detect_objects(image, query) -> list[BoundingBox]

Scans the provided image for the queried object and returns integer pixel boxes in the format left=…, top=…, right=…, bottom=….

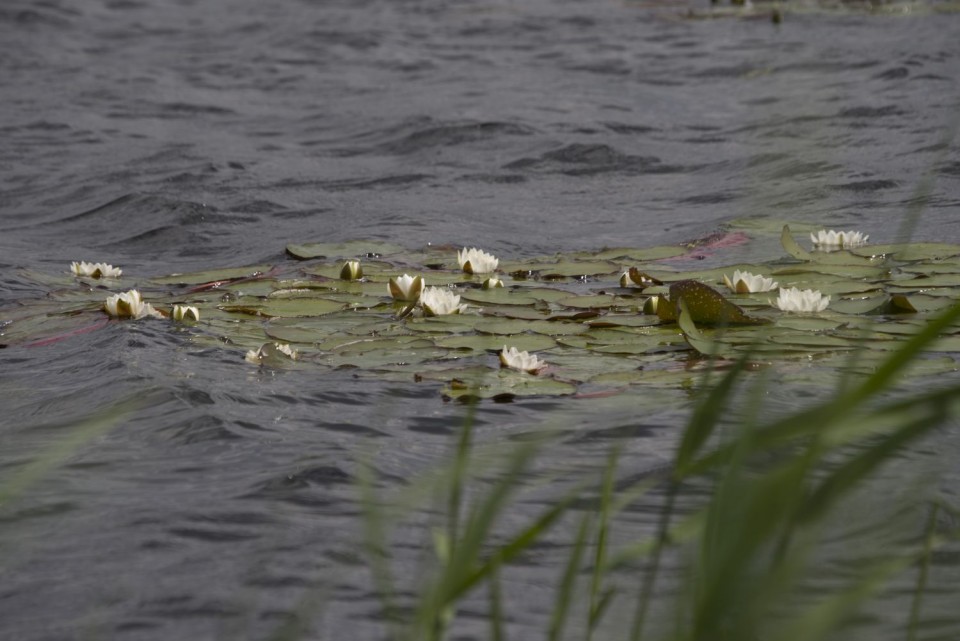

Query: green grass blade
left=548, top=511, right=591, bottom=641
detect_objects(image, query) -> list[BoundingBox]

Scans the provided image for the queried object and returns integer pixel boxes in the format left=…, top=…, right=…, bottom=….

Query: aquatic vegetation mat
left=3, top=224, right=959, bottom=400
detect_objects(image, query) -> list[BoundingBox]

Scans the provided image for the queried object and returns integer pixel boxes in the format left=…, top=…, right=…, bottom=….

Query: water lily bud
left=642, top=296, right=659, bottom=315
left=619, top=272, right=631, bottom=288
left=172, top=305, right=200, bottom=322
left=340, top=260, right=363, bottom=280
left=481, top=277, right=504, bottom=290
left=388, top=274, right=424, bottom=301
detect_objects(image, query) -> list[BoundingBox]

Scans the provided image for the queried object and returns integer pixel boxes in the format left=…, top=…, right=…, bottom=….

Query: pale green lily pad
left=772, top=264, right=890, bottom=280
left=890, top=273, right=960, bottom=288
left=587, top=315, right=662, bottom=328
left=460, top=288, right=538, bottom=306
left=286, top=240, right=406, bottom=260
left=441, top=371, right=577, bottom=400
left=889, top=294, right=956, bottom=314
left=557, top=294, right=621, bottom=309
left=774, top=316, right=846, bottom=332
left=851, top=243, right=960, bottom=262
left=303, top=261, right=400, bottom=281
left=435, top=334, right=556, bottom=353
left=406, top=315, right=486, bottom=333
left=150, top=264, right=274, bottom=286
left=520, top=260, right=620, bottom=279
left=256, top=298, right=345, bottom=318
left=588, top=246, right=688, bottom=262
left=326, top=344, right=451, bottom=369
left=827, top=296, right=892, bottom=315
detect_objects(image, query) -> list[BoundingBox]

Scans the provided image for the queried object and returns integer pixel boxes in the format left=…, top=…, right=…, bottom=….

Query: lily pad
left=441, top=371, right=577, bottom=400
left=851, top=243, right=960, bottom=262
left=435, top=333, right=556, bottom=353
left=258, top=298, right=345, bottom=318
left=150, top=265, right=274, bottom=286
left=286, top=240, right=406, bottom=260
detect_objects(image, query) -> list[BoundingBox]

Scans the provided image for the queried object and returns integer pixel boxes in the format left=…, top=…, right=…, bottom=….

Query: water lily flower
left=340, top=260, right=363, bottom=280
left=457, top=247, right=498, bottom=275
left=499, top=345, right=546, bottom=374
left=171, top=305, right=200, bottom=322
left=388, top=274, right=424, bottom=301
left=723, top=270, right=778, bottom=294
left=481, top=277, right=504, bottom=290
left=71, top=261, right=122, bottom=279
left=420, top=286, right=467, bottom=316
left=245, top=342, right=298, bottom=364
left=773, top=287, right=830, bottom=313
left=103, top=289, right=161, bottom=319
left=810, top=229, right=869, bottom=251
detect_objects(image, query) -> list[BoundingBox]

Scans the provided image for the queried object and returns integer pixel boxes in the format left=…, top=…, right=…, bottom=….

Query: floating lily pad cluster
left=2, top=224, right=960, bottom=400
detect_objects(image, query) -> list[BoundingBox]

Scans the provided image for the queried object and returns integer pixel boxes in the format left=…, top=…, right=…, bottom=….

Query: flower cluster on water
left=774, top=287, right=830, bottom=313
left=103, top=290, right=162, bottom=319
left=71, top=261, right=122, bottom=279
left=499, top=345, right=546, bottom=374
left=420, top=286, right=467, bottom=316
left=458, top=247, right=498, bottom=275
left=811, top=229, right=869, bottom=251
left=723, top=270, right=778, bottom=294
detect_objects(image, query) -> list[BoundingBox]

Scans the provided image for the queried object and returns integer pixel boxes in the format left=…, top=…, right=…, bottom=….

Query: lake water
left=2, top=1, right=960, bottom=639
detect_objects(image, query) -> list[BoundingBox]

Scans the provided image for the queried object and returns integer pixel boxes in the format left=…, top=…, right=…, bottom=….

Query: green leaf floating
left=661, top=280, right=767, bottom=326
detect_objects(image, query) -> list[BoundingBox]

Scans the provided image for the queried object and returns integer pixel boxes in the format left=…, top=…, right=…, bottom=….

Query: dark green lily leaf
left=890, top=294, right=956, bottom=314
left=668, top=280, right=767, bottom=325
left=589, top=246, right=688, bottom=262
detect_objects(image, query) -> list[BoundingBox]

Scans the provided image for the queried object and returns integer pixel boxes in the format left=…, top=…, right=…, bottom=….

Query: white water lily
left=103, top=289, right=161, bottom=319
left=499, top=345, right=546, bottom=374
left=457, top=247, right=498, bottom=275
left=71, top=261, right=122, bottom=279
left=420, top=286, right=467, bottom=316
left=723, top=270, right=778, bottom=294
left=245, top=342, right=298, bottom=364
left=773, top=287, right=830, bottom=313
left=340, top=260, right=363, bottom=280
left=388, top=274, right=424, bottom=301
left=481, top=277, right=504, bottom=290
left=171, top=304, right=200, bottom=322
left=810, top=229, right=869, bottom=251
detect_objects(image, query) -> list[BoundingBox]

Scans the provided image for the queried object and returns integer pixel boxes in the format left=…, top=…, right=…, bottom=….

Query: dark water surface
left=2, top=1, right=960, bottom=639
